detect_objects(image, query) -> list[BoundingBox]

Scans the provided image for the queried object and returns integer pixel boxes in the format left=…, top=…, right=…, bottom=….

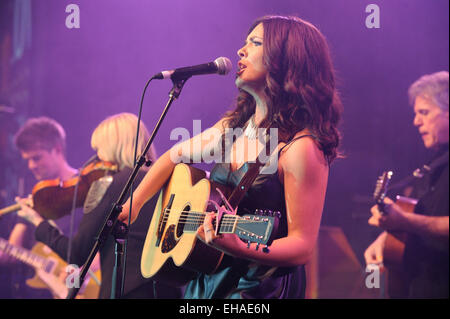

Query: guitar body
left=2, top=241, right=101, bottom=299
left=383, top=195, right=417, bottom=298
left=25, top=243, right=67, bottom=290
left=141, top=164, right=232, bottom=287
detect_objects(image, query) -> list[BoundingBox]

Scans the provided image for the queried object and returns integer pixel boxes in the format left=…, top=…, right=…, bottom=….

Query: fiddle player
left=364, top=71, right=449, bottom=298
left=0, top=116, right=83, bottom=298
left=17, top=113, right=182, bottom=298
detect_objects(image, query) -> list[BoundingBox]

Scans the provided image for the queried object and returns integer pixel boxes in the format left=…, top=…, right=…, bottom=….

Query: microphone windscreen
left=215, top=57, right=232, bottom=75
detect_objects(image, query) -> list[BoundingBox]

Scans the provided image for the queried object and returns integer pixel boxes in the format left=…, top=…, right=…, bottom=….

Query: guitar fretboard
left=180, top=211, right=239, bottom=234
left=0, top=238, right=51, bottom=271
left=162, top=209, right=257, bottom=234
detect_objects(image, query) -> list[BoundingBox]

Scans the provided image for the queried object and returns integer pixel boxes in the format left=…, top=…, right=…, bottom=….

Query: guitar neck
left=181, top=211, right=239, bottom=234
left=0, top=238, right=47, bottom=269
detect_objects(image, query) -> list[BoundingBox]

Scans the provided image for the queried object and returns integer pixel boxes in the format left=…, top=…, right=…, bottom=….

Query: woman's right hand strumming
left=118, top=149, right=178, bottom=225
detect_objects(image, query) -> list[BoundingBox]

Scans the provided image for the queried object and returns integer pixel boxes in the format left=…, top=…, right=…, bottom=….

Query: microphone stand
left=110, top=222, right=128, bottom=299
left=66, top=77, right=190, bottom=299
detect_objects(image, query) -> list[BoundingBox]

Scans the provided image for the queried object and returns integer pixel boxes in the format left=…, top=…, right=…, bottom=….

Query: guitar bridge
left=156, top=194, right=175, bottom=247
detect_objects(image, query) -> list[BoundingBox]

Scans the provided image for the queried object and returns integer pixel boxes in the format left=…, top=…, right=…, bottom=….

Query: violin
left=0, top=160, right=118, bottom=220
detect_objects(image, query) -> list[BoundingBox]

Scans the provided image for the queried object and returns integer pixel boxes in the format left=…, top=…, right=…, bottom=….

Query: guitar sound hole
left=176, top=204, right=191, bottom=238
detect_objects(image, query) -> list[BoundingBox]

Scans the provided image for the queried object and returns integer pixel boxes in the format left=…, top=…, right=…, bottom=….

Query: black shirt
left=403, top=147, right=449, bottom=298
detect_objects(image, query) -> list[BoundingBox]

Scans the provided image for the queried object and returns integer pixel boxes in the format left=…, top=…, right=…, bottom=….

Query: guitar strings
left=160, top=210, right=268, bottom=224
left=161, top=214, right=269, bottom=225
left=159, top=209, right=270, bottom=228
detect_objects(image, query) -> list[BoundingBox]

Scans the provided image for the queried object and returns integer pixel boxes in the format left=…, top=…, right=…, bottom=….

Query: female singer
left=119, top=15, right=342, bottom=299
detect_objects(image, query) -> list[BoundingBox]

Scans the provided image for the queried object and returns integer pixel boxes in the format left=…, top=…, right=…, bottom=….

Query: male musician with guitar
left=0, top=116, right=84, bottom=298
left=365, top=71, right=449, bottom=298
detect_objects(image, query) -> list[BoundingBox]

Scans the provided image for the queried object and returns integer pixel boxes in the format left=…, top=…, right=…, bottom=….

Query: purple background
left=1, top=0, right=449, bottom=270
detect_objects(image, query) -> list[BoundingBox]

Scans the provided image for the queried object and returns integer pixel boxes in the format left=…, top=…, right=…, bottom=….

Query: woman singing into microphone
left=119, top=15, right=343, bottom=299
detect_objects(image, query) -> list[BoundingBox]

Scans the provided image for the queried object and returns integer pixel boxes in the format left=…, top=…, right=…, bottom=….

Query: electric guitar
left=140, top=163, right=280, bottom=287
left=0, top=238, right=101, bottom=299
left=373, top=171, right=417, bottom=297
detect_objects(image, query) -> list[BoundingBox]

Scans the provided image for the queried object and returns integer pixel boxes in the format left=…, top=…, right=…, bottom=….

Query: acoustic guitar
left=0, top=238, right=101, bottom=299
left=140, top=163, right=280, bottom=287
left=373, top=171, right=417, bottom=297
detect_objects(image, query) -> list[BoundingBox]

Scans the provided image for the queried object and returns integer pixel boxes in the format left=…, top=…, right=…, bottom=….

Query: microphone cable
left=120, top=74, right=157, bottom=297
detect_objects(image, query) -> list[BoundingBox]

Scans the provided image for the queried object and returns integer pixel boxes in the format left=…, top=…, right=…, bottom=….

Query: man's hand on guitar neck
left=369, top=197, right=409, bottom=231
left=369, top=197, right=449, bottom=242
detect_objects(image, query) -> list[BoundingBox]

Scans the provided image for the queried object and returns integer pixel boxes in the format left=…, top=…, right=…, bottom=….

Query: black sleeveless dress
left=183, top=135, right=315, bottom=299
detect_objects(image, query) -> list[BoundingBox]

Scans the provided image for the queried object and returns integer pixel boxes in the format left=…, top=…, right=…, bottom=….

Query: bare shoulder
left=278, top=132, right=328, bottom=178
left=211, top=117, right=229, bottom=132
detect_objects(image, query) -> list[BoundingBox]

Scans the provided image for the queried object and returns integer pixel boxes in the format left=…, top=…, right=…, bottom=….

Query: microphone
left=153, top=57, right=232, bottom=81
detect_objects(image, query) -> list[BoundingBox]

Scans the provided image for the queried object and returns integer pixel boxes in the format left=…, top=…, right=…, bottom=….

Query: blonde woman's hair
left=91, top=113, right=156, bottom=170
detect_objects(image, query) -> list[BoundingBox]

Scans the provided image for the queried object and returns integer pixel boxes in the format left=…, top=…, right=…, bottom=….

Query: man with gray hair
left=365, top=71, right=449, bottom=298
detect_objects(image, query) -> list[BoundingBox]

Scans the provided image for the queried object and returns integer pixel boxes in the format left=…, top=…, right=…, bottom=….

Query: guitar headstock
left=237, top=209, right=280, bottom=253
left=373, top=171, right=393, bottom=209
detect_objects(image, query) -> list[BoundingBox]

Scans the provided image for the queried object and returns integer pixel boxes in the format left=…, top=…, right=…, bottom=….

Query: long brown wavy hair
left=223, top=15, right=343, bottom=164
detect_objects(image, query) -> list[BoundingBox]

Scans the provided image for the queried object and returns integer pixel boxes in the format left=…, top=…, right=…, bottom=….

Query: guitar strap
left=226, top=138, right=273, bottom=209
left=226, top=159, right=265, bottom=209
left=387, top=150, right=449, bottom=193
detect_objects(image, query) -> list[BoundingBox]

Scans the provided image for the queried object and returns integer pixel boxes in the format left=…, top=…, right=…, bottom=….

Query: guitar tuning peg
left=255, top=242, right=260, bottom=251
left=247, top=240, right=251, bottom=249
left=263, top=245, right=270, bottom=253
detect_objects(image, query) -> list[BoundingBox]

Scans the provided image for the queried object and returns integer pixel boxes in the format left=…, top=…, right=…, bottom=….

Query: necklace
left=244, top=116, right=258, bottom=140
